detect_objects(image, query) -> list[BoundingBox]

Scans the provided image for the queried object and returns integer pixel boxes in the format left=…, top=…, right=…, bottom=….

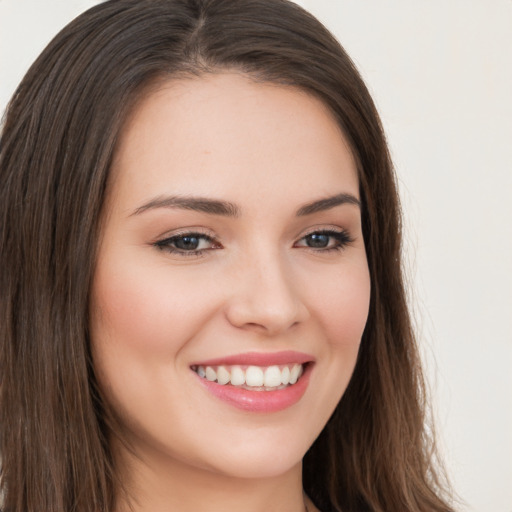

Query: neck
left=114, top=442, right=307, bottom=512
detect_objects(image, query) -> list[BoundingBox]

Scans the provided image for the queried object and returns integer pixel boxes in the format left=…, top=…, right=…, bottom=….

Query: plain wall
left=1, top=1, right=511, bottom=511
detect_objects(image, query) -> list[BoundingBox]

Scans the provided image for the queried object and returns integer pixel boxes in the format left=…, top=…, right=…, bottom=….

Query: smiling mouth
left=191, top=363, right=305, bottom=391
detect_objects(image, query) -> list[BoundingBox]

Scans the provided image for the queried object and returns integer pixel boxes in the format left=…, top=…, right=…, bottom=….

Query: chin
left=207, top=429, right=312, bottom=479
left=207, top=448, right=305, bottom=480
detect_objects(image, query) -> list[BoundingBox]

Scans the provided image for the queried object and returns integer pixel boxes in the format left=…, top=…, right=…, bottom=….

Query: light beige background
left=1, top=1, right=511, bottom=511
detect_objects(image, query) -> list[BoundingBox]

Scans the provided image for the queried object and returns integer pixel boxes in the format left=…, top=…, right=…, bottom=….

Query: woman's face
left=90, top=73, right=370, bottom=480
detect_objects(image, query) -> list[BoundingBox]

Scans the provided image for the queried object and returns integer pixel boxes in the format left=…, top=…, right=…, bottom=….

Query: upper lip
left=190, top=350, right=314, bottom=367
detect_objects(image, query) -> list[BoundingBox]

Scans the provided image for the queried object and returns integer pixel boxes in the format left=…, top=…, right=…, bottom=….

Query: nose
left=224, top=248, right=309, bottom=336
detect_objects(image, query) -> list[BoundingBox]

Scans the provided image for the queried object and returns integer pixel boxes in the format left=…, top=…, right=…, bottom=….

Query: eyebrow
left=131, top=192, right=360, bottom=218
left=295, top=193, right=361, bottom=216
left=131, top=195, right=241, bottom=217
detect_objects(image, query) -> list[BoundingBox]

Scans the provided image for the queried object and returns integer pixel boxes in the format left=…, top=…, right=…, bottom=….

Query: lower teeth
left=236, top=383, right=289, bottom=391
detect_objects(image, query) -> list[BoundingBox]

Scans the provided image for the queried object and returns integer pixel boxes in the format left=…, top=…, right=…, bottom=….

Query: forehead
left=110, top=72, right=359, bottom=214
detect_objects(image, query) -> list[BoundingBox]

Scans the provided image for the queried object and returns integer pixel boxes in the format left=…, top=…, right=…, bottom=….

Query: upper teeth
left=193, top=364, right=304, bottom=389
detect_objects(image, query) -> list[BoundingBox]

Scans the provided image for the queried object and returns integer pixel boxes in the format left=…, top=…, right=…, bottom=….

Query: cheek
left=89, top=252, right=219, bottom=362
left=295, top=261, right=370, bottom=432
left=312, top=263, right=371, bottom=351
left=88, top=253, right=220, bottom=439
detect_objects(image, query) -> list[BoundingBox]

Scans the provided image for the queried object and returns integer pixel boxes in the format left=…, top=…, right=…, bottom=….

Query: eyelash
left=154, top=229, right=353, bottom=257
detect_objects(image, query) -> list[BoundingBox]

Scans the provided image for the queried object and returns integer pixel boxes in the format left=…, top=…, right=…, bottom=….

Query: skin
left=90, top=72, right=371, bottom=512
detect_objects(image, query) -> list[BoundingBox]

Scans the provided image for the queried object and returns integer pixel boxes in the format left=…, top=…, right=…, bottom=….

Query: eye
left=154, top=232, right=220, bottom=256
left=294, top=229, right=353, bottom=252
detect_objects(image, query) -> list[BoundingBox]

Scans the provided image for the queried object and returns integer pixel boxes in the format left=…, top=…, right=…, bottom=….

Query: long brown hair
left=0, top=1, right=453, bottom=511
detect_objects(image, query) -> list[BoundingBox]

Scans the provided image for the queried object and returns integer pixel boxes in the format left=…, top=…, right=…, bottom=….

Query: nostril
left=225, top=297, right=307, bottom=334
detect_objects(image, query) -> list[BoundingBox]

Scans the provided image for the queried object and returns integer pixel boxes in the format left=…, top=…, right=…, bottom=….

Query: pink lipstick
left=191, top=351, right=314, bottom=413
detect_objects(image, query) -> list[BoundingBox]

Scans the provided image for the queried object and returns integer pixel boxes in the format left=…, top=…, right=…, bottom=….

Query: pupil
left=307, top=233, right=329, bottom=248
left=175, top=236, right=199, bottom=250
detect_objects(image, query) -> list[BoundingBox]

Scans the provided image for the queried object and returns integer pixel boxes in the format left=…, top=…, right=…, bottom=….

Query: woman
left=0, top=1, right=454, bottom=511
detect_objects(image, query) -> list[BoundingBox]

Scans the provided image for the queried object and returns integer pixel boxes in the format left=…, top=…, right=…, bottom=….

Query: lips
left=191, top=350, right=313, bottom=367
left=190, top=351, right=314, bottom=412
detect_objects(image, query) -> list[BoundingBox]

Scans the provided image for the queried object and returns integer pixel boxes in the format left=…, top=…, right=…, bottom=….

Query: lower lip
left=195, top=364, right=313, bottom=413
